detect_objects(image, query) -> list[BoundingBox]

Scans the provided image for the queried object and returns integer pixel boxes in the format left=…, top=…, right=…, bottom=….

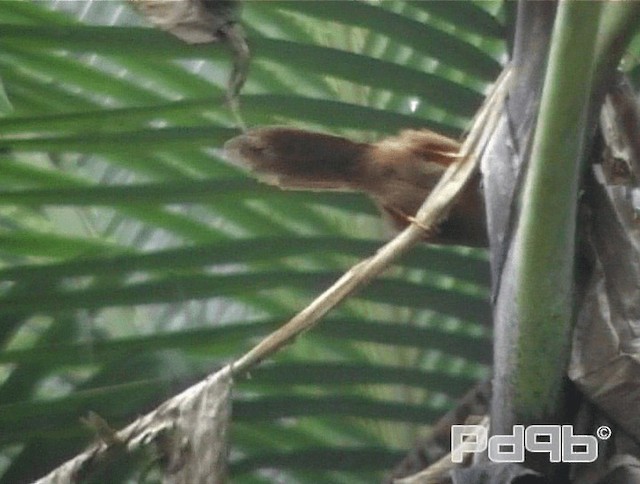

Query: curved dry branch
left=231, top=67, right=511, bottom=377
left=34, top=68, right=511, bottom=484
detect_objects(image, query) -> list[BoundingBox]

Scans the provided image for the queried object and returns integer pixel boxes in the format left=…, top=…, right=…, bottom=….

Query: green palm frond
left=0, top=1, right=504, bottom=482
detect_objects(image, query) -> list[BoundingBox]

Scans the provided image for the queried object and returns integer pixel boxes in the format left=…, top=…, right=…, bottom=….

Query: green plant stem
left=594, top=2, right=640, bottom=89
left=514, top=1, right=603, bottom=419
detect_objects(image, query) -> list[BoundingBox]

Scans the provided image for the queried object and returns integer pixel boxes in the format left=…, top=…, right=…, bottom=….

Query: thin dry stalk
left=231, top=68, right=512, bottom=377
left=34, top=68, right=512, bottom=484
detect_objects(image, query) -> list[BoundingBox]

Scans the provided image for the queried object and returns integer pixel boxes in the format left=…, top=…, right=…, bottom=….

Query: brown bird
left=223, top=126, right=487, bottom=247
